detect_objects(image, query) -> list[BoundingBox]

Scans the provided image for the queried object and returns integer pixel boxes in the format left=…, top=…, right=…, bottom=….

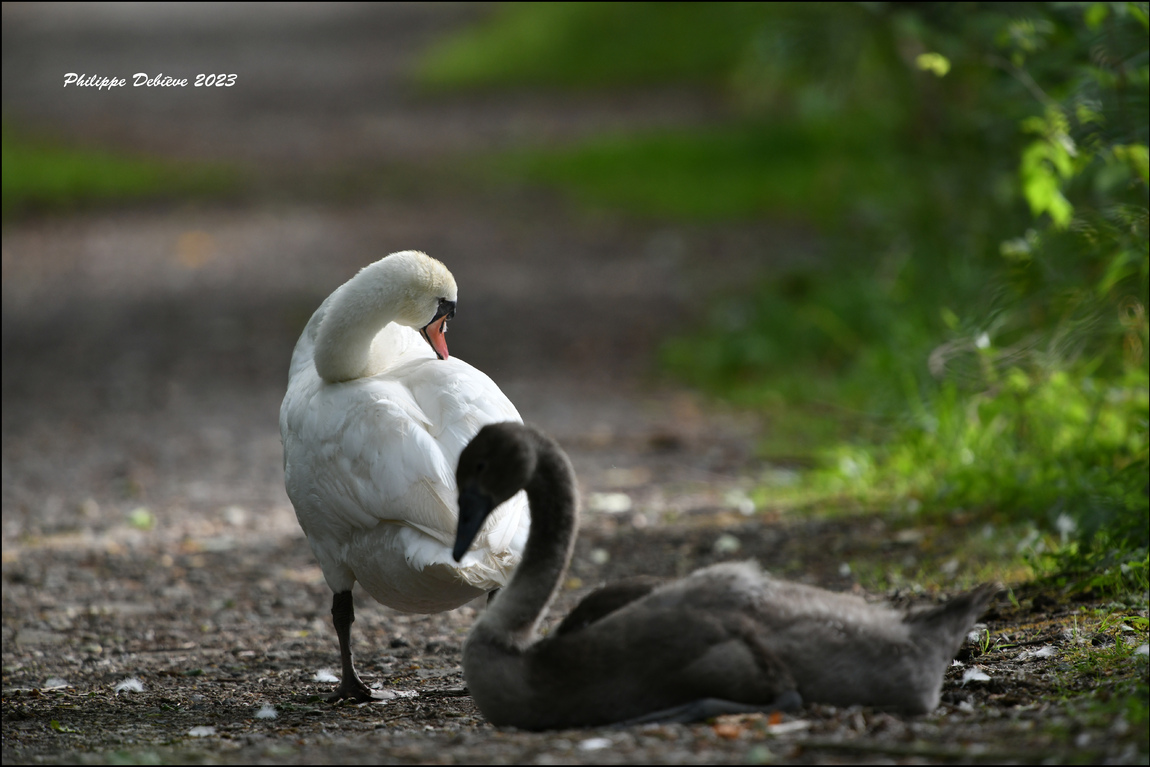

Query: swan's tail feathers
left=908, top=582, right=1000, bottom=652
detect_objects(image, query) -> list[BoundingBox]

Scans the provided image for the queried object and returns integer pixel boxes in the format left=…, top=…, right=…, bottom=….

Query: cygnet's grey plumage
left=453, top=422, right=997, bottom=730
left=553, top=575, right=664, bottom=636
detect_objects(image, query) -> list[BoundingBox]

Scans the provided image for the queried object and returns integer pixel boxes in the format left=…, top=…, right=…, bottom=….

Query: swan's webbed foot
left=614, top=690, right=803, bottom=727
left=327, top=673, right=387, bottom=703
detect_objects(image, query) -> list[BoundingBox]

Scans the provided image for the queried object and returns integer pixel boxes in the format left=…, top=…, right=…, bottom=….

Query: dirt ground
left=2, top=4, right=1147, bottom=764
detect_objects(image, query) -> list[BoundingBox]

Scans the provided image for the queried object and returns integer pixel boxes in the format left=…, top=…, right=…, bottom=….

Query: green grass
left=499, top=122, right=904, bottom=225
left=2, top=124, right=236, bottom=217
left=839, top=520, right=1041, bottom=594
left=1046, top=607, right=1150, bottom=744
left=418, top=2, right=776, bottom=90
left=816, top=368, right=1148, bottom=520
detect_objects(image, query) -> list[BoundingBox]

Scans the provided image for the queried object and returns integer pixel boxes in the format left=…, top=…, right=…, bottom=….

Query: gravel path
left=3, top=4, right=1145, bottom=764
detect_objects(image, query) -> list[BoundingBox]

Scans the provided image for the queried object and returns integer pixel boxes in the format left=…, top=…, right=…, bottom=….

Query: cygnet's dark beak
left=454, top=486, right=494, bottom=562
left=420, top=298, right=456, bottom=360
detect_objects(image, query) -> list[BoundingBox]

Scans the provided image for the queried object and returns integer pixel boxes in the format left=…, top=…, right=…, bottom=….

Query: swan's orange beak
left=421, top=315, right=450, bottom=361
left=421, top=298, right=456, bottom=360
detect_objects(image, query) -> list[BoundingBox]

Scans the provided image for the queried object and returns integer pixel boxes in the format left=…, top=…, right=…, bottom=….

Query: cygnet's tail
left=907, top=582, right=1000, bottom=656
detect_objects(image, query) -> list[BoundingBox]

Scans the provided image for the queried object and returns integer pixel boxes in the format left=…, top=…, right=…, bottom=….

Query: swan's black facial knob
left=436, top=297, right=457, bottom=322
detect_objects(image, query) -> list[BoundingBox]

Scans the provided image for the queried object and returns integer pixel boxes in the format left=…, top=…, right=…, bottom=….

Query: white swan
left=453, top=422, right=999, bottom=729
left=280, top=250, right=529, bottom=702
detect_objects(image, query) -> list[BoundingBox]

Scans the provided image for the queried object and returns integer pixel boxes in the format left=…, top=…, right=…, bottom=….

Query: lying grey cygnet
left=453, top=422, right=998, bottom=730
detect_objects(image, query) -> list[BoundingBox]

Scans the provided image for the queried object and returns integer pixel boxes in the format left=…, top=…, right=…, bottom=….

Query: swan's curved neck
left=313, top=260, right=409, bottom=383
left=481, top=431, right=579, bottom=647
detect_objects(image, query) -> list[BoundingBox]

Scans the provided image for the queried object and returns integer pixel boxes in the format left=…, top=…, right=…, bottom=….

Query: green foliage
left=422, top=2, right=1150, bottom=592
left=500, top=122, right=902, bottom=224
left=798, top=3, right=1148, bottom=577
left=669, top=2, right=1148, bottom=577
left=1, top=124, right=235, bottom=217
left=817, top=369, right=1148, bottom=542
left=1046, top=545, right=1150, bottom=601
left=418, top=2, right=776, bottom=90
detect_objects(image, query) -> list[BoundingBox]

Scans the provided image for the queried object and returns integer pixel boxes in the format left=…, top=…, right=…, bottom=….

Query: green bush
left=422, top=2, right=1150, bottom=586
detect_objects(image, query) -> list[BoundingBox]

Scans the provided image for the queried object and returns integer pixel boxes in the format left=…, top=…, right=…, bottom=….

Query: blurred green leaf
left=127, top=508, right=155, bottom=531
left=915, top=52, right=951, bottom=77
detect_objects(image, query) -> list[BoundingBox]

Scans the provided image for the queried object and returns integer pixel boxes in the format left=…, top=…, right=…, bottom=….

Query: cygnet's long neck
left=313, top=260, right=410, bottom=383
left=481, top=431, right=579, bottom=647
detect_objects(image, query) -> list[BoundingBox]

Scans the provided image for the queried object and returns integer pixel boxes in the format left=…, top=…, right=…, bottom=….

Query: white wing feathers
left=281, top=323, right=528, bottom=604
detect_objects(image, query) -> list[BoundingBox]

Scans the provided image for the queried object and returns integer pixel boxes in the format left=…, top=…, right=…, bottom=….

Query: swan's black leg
left=614, top=690, right=802, bottom=727
left=327, top=590, right=383, bottom=703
